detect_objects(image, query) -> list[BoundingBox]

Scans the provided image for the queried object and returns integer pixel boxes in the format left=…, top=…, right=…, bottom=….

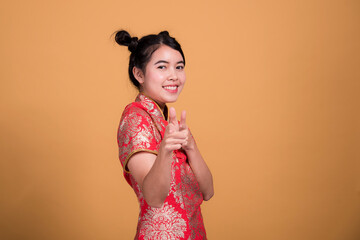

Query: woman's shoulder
left=122, top=101, right=148, bottom=117
left=119, top=101, right=153, bottom=129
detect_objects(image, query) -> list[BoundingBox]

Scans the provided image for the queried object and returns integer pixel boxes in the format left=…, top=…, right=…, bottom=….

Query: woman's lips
left=163, top=85, right=178, bottom=93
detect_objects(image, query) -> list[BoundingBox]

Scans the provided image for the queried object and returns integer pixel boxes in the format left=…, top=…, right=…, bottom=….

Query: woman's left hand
left=176, top=109, right=214, bottom=201
left=178, top=110, right=195, bottom=152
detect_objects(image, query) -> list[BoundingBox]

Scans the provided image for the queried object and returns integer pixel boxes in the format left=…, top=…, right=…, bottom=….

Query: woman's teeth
left=163, top=86, right=177, bottom=90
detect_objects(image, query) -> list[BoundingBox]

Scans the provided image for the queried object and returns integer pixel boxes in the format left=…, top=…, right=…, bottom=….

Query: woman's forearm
left=185, top=144, right=214, bottom=201
left=142, top=150, right=173, bottom=208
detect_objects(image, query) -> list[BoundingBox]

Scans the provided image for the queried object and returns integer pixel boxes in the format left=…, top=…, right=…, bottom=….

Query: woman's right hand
left=127, top=107, right=188, bottom=208
left=160, top=107, right=188, bottom=153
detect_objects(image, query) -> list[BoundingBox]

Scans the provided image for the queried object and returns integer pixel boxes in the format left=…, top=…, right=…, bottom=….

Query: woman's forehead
left=150, top=45, right=184, bottom=63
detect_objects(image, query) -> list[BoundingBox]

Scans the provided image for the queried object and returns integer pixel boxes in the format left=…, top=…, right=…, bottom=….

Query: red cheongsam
left=117, top=93, right=207, bottom=240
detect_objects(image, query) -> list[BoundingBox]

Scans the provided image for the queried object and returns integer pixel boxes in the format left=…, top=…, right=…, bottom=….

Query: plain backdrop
left=1, top=0, right=359, bottom=239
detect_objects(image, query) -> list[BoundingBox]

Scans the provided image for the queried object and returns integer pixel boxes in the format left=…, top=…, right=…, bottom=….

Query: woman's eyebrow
left=154, top=60, right=185, bottom=65
left=154, top=60, right=168, bottom=65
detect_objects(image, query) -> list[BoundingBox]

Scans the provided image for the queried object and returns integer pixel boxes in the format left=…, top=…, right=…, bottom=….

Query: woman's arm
left=184, top=141, right=214, bottom=201
left=127, top=150, right=171, bottom=208
left=128, top=108, right=213, bottom=207
left=127, top=110, right=188, bottom=208
left=180, top=111, right=214, bottom=201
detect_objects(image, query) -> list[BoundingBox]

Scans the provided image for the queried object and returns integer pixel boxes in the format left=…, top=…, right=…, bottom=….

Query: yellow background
left=1, top=0, right=359, bottom=239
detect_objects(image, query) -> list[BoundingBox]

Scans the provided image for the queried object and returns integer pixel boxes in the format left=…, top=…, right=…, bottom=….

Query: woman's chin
left=164, top=95, right=180, bottom=104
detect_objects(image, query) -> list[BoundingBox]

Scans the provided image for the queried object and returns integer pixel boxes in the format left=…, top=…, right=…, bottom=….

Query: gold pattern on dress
left=140, top=203, right=187, bottom=240
left=118, top=93, right=207, bottom=239
left=118, top=108, right=161, bottom=173
left=138, top=93, right=167, bottom=120
left=180, top=162, right=205, bottom=239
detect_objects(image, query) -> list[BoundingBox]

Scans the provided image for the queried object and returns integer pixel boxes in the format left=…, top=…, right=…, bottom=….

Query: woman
left=116, top=30, right=214, bottom=240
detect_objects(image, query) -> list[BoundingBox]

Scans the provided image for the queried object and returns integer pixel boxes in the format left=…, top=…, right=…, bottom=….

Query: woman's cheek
left=180, top=72, right=186, bottom=83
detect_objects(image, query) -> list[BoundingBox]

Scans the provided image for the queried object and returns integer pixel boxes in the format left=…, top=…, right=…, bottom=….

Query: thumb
left=168, top=107, right=178, bottom=128
left=166, top=122, right=176, bottom=134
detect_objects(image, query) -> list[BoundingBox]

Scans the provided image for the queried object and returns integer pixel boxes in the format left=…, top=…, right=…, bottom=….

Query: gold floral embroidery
left=118, top=107, right=161, bottom=172
left=180, top=164, right=205, bottom=239
left=140, top=203, right=187, bottom=240
left=118, top=93, right=207, bottom=239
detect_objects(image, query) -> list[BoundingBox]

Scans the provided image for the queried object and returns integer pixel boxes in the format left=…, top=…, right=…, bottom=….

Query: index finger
left=180, top=110, right=187, bottom=130
left=168, top=107, right=178, bottom=127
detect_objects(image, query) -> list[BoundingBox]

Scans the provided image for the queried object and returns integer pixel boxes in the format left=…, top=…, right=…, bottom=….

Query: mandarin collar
left=135, top=93, right=168, bottom=121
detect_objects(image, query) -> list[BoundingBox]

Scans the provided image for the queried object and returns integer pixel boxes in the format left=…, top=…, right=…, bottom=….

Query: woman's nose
left=168, top=68, right=178, bottom=81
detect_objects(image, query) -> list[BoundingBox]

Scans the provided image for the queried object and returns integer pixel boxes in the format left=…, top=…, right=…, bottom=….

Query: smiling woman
left=115, top=30, right=214, bottom=240
left=132, top=45, right=186, bottom=111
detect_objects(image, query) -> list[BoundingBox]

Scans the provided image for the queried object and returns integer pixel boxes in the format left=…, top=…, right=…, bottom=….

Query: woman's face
left=134, top=45, right=186, bottom=110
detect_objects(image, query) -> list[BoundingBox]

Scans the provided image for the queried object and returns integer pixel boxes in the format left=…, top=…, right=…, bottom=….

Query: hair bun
left=115, top=30, right=138, bottom=52
left=128, top=37, right=138, bottom=52
left=159, top=31, right=170, bottom=36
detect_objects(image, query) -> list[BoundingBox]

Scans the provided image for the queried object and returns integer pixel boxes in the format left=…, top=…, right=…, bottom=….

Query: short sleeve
left=117, top=104, right=161, bottom=173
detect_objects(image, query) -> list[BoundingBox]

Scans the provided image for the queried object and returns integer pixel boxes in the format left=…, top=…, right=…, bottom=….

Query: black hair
left=114, top=30, right=185, bottom=90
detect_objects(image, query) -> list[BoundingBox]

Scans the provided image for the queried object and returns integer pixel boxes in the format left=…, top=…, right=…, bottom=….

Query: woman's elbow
left=144, top=196, right=166, bottom=208
left=147, top=202, right=164, bottom=208
left=203, top=191, right=214, bottom=201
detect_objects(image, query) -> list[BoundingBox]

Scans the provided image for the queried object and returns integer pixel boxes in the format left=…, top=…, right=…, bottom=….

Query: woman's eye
left=157, top=66, right=166, bottom=69
left=176, top=65, right=184, bottom=70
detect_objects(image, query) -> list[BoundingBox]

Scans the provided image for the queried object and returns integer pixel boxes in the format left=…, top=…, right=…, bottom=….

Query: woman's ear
left=133, top=67, right=144, bottom=84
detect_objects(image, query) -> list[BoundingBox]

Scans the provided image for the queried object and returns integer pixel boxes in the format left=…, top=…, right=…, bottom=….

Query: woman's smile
left=163, top=85, right=179, bottom=93
left=136, top=45, right=186, bottom=109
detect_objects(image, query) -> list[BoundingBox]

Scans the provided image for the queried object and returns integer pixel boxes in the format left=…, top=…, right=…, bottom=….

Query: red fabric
left=117, top=93, right=206, bottom=240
